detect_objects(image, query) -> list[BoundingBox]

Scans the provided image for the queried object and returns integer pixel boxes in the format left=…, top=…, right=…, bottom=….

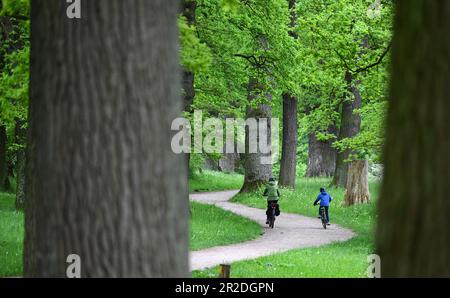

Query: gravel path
left=190, top=190, right=355, bottom=271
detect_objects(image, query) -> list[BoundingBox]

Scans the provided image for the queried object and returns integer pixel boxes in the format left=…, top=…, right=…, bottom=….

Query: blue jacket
left=314, top=191, right=333, bottom=207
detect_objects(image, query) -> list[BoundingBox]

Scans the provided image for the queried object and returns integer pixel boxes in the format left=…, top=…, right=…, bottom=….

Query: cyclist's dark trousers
left=266, top=200, right=279, bottom=218
left=319, top=206, right=330, bottom=223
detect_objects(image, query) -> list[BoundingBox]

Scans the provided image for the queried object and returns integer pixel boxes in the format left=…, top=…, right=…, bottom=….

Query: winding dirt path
left=190, top=190, right=355, bottom=271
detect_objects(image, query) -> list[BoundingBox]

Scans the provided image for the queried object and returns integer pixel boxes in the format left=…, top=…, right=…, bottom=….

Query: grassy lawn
left=190, top=201, right=261, bottom=251
left=189, top=170, right=243, bottom=192
left=193, top=177, right=379, bottom=278
left=0, top=192, right=24, bottom=277
left=189, top=171, right=260, bottom=251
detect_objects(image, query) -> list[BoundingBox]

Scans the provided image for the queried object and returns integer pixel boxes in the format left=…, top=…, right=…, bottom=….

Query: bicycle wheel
left=269, top=209, right=276, bottom=228
left=321, top=208, right=327, bottom=229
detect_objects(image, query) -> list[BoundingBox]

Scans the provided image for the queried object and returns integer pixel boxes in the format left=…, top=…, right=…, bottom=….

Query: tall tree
left=240, top=77, right=273, bottom=192
left=377, top=0, right=450, bottom=277
left=295, top=0, right=392, bottom=189
left=279, top=0, right=298, bottom=188
left=332, top=71, right=362, bottom=187
left=279, top=93, right=297, bottom=187
left=25, top=0, right=188, bottom=277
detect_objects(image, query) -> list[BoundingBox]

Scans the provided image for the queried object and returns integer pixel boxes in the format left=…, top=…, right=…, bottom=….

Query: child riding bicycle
left=263, top=178, right=280, bottom=224
left=313, top=187, right=333, bottom=225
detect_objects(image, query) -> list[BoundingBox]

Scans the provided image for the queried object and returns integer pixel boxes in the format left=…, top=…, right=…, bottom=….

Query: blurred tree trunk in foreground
left=377, top=0, right=450, bottom=277
left=25, top=0, right=189, bottom=277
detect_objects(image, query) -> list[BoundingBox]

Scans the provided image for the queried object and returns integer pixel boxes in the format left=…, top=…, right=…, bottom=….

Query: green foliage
left=334, top=100, right=387, bottom=161
left=179, top=0, right=392, bottom=167
left=294, top=0, right=393, bottom=159
left=0, top=0, right=30, bottom=17
left=0, top=46, right=29, bottom=125
left=191, top=0, right=296, bottom=117
left=0, top=0, right=30, bottom=156
left=179, top=15, right=212, bottom=73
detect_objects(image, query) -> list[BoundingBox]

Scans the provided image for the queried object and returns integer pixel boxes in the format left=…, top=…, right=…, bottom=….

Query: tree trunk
left=343, top=160, right=370, bottom=206
left=306, top=125, right=337, bottom=177
left=240, top=78, right=272, bottom=193
left=25, top=0, right=188, bottom=278
left=332, top=71, right=362, bottom=187
left=278, top=0, right=298, bottom=188
left=15, top=119, right=26, bottom=210
left=218, top=152, right=239, bottom=172
left=377, top=0, right=450, bottom=277
left=279, top=93, right=298, bottom=188
left=0, top=125, right=7, bottom=191
left=4, top=160, right=13, bottom=191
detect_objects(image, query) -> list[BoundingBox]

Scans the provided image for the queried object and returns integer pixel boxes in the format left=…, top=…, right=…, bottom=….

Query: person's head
left=320, top=187, right=325, bottom=193
left=269, top=177, right=276, bottom=182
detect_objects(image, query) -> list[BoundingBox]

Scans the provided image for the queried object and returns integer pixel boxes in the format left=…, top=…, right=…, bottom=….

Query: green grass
left=190, top=201, right=262, bottom=251
left=193, top=177, right=379, bottom=278
left=0, top=192, right=24, bottom=277
left=189, top=170, right=243, bottom=192
left=189, top=171, right=261, bottom=250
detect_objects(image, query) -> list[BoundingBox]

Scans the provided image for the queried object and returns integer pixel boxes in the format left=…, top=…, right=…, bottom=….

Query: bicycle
left=267, top=202, right=277, bottom=229
left=315, top=204, right=327, bottom=229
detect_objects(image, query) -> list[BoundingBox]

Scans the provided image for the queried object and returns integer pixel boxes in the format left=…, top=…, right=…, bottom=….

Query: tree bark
left=218, top=152, right=239, bottom=172
left=278, top=0, right=298, bottom=189
left=15, top=119, right=26, bottom=210
left=377, top=0, right=450, bottom=277
left=240, top=78, right=272, bottom=193
left=25, top=0, right=188, bottom=278
left=279, top=93, right=298, bottom=188
left=332, top=71, right=362, bottom=187
left=306, top=125, right=337, bottom=178
left=343, top=160, right=370, bottom=206
left=0, top=125, right=7, bottom=191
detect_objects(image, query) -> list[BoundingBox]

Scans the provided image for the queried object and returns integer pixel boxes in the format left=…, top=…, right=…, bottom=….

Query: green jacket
left=263, top=181, right=280, bottom=201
